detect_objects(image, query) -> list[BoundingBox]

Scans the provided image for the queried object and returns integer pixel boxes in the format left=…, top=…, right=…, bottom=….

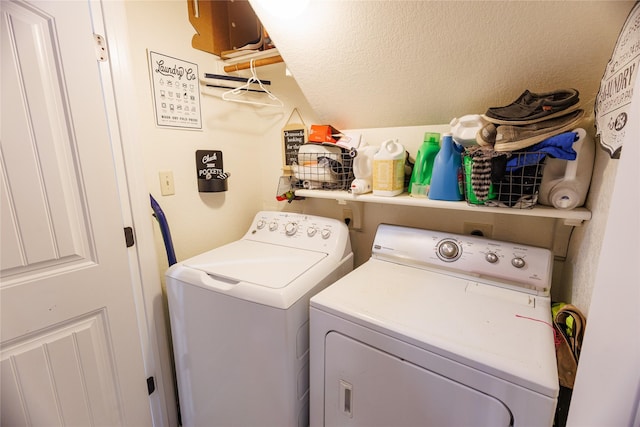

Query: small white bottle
left=372, top=139, right=405, bottom=197
left=350, top=144, right=379, bottom=194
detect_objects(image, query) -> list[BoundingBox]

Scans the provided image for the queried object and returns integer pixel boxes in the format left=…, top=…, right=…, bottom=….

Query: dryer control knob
left=269, top=221, right=278, bottom=231
left=321, top=229, right=332, bottom=239
left=511, top=257, right=526, bottom=268
left=285, top=222, right=298, bottom=236
left=437, top=240, right=460, bottom=261
left=307, top=227, right=317, bottom=237
left=256, top=219, right=266, bottom=229
left=485, top=252, right=499, bottom=264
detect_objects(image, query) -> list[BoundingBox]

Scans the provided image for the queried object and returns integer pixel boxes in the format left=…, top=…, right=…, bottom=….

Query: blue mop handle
left=150, top=194, right=177, bottom=266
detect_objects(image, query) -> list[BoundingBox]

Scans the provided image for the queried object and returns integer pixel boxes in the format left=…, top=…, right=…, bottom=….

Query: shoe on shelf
left=493, top=109, right=585, bottom=152
left=484, top=89, right=580, bottom=125
left=476, top=122, right=498, bottom=146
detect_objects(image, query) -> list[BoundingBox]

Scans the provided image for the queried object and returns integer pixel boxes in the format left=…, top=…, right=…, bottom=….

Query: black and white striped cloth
left=466, top=147, right=507, bottom=201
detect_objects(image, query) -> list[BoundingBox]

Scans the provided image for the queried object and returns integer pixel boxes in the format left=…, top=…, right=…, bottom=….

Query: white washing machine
left=310, top=224, right=558, bottom=427
left=166, top=211, right=353, bottom=427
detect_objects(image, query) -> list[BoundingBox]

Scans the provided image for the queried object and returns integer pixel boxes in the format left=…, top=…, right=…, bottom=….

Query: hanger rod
left=205, top=84, right=267, bottom=93
left=223, top=55, right=284, bottom=73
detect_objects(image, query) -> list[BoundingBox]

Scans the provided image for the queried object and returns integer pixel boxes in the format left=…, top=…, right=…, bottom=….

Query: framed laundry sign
left=148, top=50, right=202, bottom=130
left=594, top=2, right=639, bottom=158
left=282, top=108, right=307, bottom=173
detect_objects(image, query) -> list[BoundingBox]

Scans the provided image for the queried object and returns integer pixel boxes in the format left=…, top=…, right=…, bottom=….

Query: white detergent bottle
left=350, top=144, right=379, bottom=194
left=372, top=139, right=405, bottom=196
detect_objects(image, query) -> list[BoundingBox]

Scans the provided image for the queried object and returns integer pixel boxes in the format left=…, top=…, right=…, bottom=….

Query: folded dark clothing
left=491, top=155, right=509, bottom=181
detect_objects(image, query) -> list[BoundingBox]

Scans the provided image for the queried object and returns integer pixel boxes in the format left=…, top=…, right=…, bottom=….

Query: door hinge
left=94, top=34, right=108, bottom=62
left=124, top=227, right=135, bottom=248
left=147, top=376, right=156, bottom=395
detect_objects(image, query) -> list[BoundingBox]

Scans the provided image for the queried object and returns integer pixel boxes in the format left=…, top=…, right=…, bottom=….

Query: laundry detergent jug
left=372, top=139, right=405, bottom=196
left=450, top=114, right=488, bottom=147
left=538, top=128, right=594, bottom=209
left=408, top=132, right=440, bottom=197
left=429, top=133, right=463, bottom=201
left=350, top=144, right=379, bottom=194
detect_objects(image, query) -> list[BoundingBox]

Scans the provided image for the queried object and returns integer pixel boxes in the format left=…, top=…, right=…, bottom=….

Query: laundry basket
left=462, top=150, right=546, bottom=209
left=291, top=143, right=354, bottom=190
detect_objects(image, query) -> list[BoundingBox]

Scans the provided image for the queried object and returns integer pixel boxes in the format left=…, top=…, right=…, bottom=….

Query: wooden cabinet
left=187, top=0, right=262, bottom=57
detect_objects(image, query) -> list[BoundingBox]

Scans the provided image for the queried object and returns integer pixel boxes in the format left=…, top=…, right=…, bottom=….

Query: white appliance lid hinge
left=94, top=34, right=108, bottom=62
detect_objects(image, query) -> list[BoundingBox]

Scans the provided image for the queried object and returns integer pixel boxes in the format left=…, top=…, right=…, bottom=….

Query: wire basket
left=462, top=150, right=546, bottom=209
left=291, top=150, right=354, bottom=190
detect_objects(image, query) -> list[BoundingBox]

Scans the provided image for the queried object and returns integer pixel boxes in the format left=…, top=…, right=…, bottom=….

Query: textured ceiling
left=250, top=0, right=635, bottom=130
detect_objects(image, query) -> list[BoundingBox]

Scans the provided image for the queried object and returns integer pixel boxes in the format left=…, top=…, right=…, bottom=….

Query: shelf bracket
left=552, top=220, right=574, bottom=259
left=563, top=218, right=585, bottom=227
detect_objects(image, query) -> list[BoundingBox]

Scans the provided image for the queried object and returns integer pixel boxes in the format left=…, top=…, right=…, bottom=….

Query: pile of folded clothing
left=465, top=89, right=583, bottom=208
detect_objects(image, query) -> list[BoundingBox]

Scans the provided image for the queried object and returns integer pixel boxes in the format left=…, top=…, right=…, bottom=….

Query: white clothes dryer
left=310, top=224, right=558, bottom=427
left=167, top=211, right=353, bottom=427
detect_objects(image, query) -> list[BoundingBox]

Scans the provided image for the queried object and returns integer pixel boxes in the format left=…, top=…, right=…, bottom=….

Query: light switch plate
left=159, top=171, right=175, bottom=196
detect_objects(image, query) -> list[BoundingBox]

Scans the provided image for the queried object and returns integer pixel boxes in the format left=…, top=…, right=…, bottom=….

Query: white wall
left=252, top=1, right=635, bottom=130
left=122, top=1, right=319, bottom=275
left=567, top=66, right=640, bottom=427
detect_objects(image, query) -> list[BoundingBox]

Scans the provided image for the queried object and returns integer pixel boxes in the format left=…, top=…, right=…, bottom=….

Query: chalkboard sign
left=281, top=108, right=307, bottom=173
left=283, top=127, right=305, bottom=167
left=196, top=150, right=228, bottom=192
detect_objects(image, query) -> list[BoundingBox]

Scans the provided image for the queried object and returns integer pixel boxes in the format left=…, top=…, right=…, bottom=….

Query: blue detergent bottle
left=428, top=133, right=463, bottom=201
left=408, top=132, right=440, bottom=196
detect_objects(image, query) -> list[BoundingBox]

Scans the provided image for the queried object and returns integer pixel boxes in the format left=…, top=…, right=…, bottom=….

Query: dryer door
left=324, top=332, right=512, bottom=427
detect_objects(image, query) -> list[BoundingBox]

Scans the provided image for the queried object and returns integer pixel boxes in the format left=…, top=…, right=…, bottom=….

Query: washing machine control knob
left=307, top=227, right=317, bottom=237
left=285, top=222, right=298, bottom=236
left=256, top=219, right=266, bottom=229
left=485, top=252, right=499, bottom=264
left=321, top=229, right=332, bottom=239
left=269, top=221, right=278, bottom=231
left=437, top=239, right=460, bottom=261
left=511, top=257, right=526, bottom=268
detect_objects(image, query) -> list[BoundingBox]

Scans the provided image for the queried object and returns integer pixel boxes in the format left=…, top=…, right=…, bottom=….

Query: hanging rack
left=204, top=73, right=271, bottom=86
left=221, top=59, right=283, bottom=108
left=203, top=82, right=267, bottom=93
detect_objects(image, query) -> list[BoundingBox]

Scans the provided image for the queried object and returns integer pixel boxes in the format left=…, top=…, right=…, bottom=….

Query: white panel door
left=1, top=1, right=152, bottom=425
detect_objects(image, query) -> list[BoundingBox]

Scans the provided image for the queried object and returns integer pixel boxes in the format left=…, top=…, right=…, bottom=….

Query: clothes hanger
left=221, top=59, right=283, bottom=108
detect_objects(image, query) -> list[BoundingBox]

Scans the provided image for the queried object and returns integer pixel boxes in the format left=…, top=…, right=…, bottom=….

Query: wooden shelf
left=222, top=49, right=283, bottom=72
left=222, top=48, right=280, bottom=65
left=294, top=189, right=592, bottom=226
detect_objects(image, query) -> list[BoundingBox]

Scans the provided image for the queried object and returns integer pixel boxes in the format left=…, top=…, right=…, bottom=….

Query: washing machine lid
left=184, top=240, right=327, bottom=289
left=310, top=258, right=559, bottom=398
